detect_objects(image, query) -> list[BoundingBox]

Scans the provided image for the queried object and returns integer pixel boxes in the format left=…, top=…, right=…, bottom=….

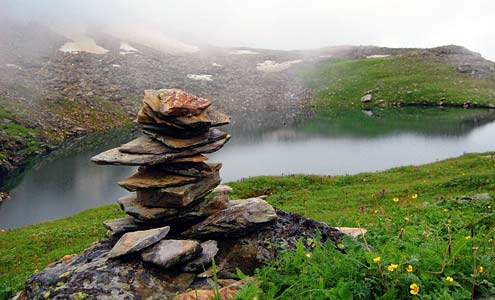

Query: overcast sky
left=4, top=0, right=495, bottom=60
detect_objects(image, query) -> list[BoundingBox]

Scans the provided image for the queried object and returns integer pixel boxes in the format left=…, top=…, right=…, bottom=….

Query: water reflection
left=1, top=108, right=495, bottom=228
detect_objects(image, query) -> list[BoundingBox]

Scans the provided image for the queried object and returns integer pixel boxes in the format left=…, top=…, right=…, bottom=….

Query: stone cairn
left=91, top=88, right=277, bottom=272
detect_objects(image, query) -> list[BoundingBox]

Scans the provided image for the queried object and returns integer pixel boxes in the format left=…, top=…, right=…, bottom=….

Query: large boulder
left=182, top=198, right=277, bottom=238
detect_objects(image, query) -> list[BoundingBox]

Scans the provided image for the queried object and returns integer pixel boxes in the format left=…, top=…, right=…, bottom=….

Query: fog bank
left=3, top=0, right=495, bottom=60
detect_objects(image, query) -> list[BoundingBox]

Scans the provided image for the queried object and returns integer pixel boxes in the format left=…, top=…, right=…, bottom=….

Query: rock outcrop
left=25, top=210, right=345, bottom=300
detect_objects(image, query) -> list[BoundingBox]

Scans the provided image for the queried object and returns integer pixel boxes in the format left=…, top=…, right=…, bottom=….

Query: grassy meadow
left=1, top=153, right=495, bottom=299
left=306, top=55, right=495, bottom=108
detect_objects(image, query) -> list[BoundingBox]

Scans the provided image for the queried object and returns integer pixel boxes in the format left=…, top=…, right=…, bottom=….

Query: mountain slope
left=307, top=45, right=495, bottom=108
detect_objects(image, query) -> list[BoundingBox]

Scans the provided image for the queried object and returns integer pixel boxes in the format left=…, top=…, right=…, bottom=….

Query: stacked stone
left=91, top=89, right=277, bottom=271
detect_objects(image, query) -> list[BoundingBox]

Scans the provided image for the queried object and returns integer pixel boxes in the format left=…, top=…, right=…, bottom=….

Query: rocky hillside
left=1, top=19, right=494, bottom=185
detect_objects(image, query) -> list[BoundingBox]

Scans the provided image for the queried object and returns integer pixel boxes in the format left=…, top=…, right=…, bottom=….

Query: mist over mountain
left=3, top=0, right=495, bottom=60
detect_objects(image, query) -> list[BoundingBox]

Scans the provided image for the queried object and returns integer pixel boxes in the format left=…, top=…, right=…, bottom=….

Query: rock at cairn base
left=183, top=197, right=278, bottom=238
left=103, top=217, right=151, bottom=235
left=108, top=226, right=170, bottom=258
left=182, top=240, right=219, bottom=272
left=141, top=239, right=202, bottom=269
left=25, top=211, right=348, bottom=300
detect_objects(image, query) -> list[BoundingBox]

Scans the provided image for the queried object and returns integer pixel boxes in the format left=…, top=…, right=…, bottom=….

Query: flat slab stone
left=182, top=198, right=278, bottom=238
left=118, top=169, right=198, bottom=191
left=91, top=136, right=230, bottom=166
left=118, top=194, right=183, bottom=221
left=148, top=162, right=221, bottom=178
left=140, top=123, right=209, bottom=138
left=140, top=104, right=186, bottom=129
left=108, top=226, right=170, bottom=258
left=137, top=173, right=221, bottom=208
left=144, top=128, right=227, bottom=150
left=170, top=155, right=208, bottom=163
left=118, top=193, right=229, bottom=223
left=141, top=239, right=202, bottom=269
left=91, top=147, right=180, bottom=166
left=103, top=217, right=151, bottom=235
left=119, top=135, right=179, bottom=155
left=169, top=108, right=231, bottom=129
left=182, top=240, right=219, bottom=272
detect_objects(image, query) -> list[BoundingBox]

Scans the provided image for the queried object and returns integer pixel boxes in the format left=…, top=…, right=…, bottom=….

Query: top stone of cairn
left=91, top=89, right=230, bottom=166
left=143, top=88, right=211, bottom=117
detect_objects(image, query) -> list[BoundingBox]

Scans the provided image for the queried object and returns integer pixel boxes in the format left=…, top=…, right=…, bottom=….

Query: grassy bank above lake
left=0, top=95, right=132, bottom=187
left=1, top=152, right=495, bottom=299
left=306, top=54, right=495, bottom=108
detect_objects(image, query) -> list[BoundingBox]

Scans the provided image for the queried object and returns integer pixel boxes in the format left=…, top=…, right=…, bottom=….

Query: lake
left=1, top=107, right=495, bottom=229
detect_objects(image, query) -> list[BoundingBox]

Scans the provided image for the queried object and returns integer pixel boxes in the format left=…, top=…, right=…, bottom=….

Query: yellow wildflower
left=478, top=266, right=484, bottom=273
left=411, top=194, right=418, bottom=199
left=305, top=252, right=312, bottom=258
left=393, top=197, right=400, bottom=203
left=465, top=235, right=471, bottom=240
left=406, top=265, right=413, bottom=273
left=373, top=256, right=381, bottom=263
left=443, top=208, right=449, bottom=212
left=387, top=264, right=399, bottom=272
left=446, top=276, right=454, bottom=283
left=409, top=283, right=420, bottom=295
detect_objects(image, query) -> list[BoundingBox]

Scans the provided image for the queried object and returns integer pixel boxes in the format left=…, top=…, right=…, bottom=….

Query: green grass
left=0, top=99, right=44, bottom=160
left=306, top=56, right=495, bottom=108
left=1, top=153, right=495, bottom=299
left=231, top=153, right=495, bottom=299
left=0, top=206, right=125, bottom=299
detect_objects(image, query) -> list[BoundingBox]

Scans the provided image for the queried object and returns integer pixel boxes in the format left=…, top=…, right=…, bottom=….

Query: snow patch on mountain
left=59, top=37, right=109, bottom=54
left=187, top=74, right=213, bottom=81
left=256, top=60, right=303, bottom=72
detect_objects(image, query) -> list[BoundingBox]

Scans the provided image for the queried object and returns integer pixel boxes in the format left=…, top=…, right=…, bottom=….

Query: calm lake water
left=1, top=107, right=495, bottom=229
